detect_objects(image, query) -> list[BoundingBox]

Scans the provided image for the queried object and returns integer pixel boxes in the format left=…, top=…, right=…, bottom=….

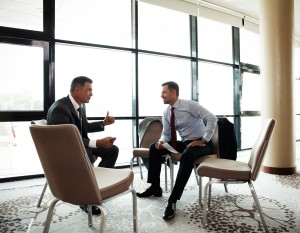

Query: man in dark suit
left=47, top=76, right=119, bottom=215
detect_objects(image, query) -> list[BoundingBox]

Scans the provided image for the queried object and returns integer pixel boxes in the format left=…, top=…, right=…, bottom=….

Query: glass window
left=0, top=121, right=43, bottom=178
left=241, top=116, right=261, bottom=149
left=138, top=2, right=190, bottom=56
left=0, top=43, right=44, bottom=111
left=197, top=17, right=233, bottom=63
left=240, top=29, right=260, bottom=65
left=0, top=0, right=43, bottom=31
left=55, top=44, right=133, bottom=117
left=240, top=72, right=261, bottom=112
left=89, top=120, right=133, bottom=165
left=138, top=54, right=191, bottom=116
left=55, top=0, right=132, bottom=47
left=198, top=62, right=233, bottom=115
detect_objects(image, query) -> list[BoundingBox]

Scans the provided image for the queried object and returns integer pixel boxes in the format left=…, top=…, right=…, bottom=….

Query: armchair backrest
left=211, top=123, right=219, bottom=157
left=138, top=117, right=163, bottom=148
left=248, top=118, right=276, bottom=181
left=29, top=124, right=102, bottom=205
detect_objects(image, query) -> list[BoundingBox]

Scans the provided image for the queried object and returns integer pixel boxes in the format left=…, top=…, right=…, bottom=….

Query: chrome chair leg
left=131, top=189, right=138, bottom=233
left=137, top=157, right=143, bottom=180
left=169, top=158, right=174, bottom=191
left=98, top=206, right=107, bottom=233
left=208, top=178, right=212, bottom=208
left=164, top=161, right=168, bottom=192
left=248, top=181, right=269, bottom=233
left=202, top=179, right=212, bottom=228
left=37, top=181, right=48, bottom=207
left=43, top=198, right=59, bottom=233
left=87, top=205, right=93, bottom=227
left=198, top=175, right=203, bottom=206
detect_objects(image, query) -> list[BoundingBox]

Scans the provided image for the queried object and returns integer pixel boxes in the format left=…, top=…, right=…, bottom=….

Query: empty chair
left=197, top=118, right=275, bottom=232
left=169, top=123, right=227, bottom=202
left=131, top=117, right=169, bottom=191
left=30, top=124, right=137, bottom=233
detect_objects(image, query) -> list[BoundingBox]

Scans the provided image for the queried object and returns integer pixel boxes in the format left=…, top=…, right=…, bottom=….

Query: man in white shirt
left=137, top=81, right=218, bottom=221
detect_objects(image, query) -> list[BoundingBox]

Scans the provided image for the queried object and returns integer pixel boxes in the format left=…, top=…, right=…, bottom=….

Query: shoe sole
left=162, top=213, right=175, bottom=220
left=136, top=193, right=162, bottom=198
left=136, top=191, right=162, bottom=197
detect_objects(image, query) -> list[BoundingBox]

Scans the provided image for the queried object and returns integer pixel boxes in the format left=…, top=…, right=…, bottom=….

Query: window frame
left=0, top=36, right=51, bottom=121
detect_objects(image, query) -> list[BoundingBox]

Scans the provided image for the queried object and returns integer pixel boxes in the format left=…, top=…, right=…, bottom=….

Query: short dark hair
left=162, top=81, right=179, bottom=96
left=70, top=76, right=93, bottom=92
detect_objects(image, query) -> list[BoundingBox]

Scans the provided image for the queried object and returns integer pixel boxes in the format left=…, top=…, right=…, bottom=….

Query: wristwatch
left=201, top=138, right=208, bottom=144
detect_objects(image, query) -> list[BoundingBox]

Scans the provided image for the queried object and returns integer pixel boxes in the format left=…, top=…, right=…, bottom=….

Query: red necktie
left=171, top=107, right=177, bottom=149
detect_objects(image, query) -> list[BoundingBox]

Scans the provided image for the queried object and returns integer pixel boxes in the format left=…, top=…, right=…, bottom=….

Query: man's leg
left=142, top=157, right=170, bottom=170
left=137, top=143, right=169, bottom=197
left=92, top=145, right=119, bottom=168
left=163, top=143, right=213, bottom=220
left=147, top=143, right=167, bottom=185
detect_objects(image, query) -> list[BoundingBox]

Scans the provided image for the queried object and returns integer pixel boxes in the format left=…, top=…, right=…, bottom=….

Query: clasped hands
left=96, top=136, right=116, bottom=148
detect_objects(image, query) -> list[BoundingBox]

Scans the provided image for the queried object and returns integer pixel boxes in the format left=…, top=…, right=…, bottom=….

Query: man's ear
left=74, top=85, right=82, bottom=92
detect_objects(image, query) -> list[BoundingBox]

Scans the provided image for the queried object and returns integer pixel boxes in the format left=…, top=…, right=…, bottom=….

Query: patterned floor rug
left=0, top=165, right=300, bottom=233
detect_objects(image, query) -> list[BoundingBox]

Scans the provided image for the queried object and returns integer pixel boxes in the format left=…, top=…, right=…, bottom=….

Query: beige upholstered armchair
left=197, top=118, right=275, bottom=232
left=30, top=124, right=138, bottom=233
left=32, top=119, right=99, bottom=207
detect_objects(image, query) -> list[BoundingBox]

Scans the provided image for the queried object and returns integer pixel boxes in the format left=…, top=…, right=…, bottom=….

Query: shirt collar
left=170, top=99, right=180, bottom=110
left=69, top=94, right=80, bottom=110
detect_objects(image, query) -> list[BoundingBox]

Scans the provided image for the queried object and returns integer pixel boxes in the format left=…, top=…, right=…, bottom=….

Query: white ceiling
left=0, top=0, right=299, bottom=41
left=203, top=0, right=300, bottom=39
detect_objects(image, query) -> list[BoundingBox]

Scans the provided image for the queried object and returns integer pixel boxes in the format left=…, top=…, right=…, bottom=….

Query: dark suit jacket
left=47, top=96, right=104, bottom=160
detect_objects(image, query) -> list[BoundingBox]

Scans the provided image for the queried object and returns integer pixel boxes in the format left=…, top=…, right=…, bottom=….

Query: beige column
left=260, top=0, right=296, bottom=174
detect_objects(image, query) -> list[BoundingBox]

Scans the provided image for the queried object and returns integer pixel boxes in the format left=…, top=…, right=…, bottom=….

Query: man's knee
left=111, top=145, right=119, bottom=159
left=149, top=143, right=156, bottom=152
left=112, top=145, right=119, bottom=154
left=179, top=150, right=195, bottom=164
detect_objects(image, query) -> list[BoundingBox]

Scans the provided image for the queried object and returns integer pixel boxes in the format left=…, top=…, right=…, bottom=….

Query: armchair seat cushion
left=194, top=154, right=217, bottom=165
left=197, top=157, right=251, bottom=180
left=94, top=167, right=134, bottom=200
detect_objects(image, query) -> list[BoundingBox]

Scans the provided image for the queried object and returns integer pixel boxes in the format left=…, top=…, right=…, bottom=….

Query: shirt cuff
left=89, top=139, right=97, bottom=148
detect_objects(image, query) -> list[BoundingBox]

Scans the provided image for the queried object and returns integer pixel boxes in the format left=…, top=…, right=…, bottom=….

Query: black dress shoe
left=136, top=186, right=162, bottom=198
left=162, top=203, right=175, bottom=220
left=80, top=205, right=101, bottom=215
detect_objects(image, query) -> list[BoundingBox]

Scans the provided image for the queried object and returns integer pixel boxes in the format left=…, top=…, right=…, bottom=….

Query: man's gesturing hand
left=103, top=111, right=115, bottom=126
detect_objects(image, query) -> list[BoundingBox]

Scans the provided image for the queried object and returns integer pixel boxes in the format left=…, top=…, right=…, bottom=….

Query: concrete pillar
left=260, top=0, right=296, bottom=174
